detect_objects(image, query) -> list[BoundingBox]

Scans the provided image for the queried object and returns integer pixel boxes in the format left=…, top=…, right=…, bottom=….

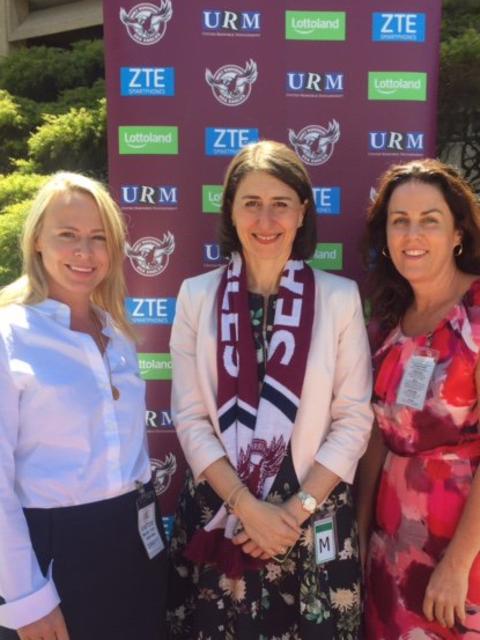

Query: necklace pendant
left=111, top=384, right=120, bottom=401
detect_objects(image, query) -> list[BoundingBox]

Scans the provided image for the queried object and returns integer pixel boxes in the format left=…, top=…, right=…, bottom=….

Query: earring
left=381, top=246, right=390, bottom=258
left=454, top=243, right=463, bottom=257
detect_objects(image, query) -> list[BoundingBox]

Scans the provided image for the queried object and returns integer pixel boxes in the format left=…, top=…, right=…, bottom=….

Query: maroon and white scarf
left=185, top=252, right=314, bottom=577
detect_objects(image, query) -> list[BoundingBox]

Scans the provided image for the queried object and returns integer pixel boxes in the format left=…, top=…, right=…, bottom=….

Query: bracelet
left=231, top=485, right=249, bottom=513
left=225, top=483, right=245, bottom=510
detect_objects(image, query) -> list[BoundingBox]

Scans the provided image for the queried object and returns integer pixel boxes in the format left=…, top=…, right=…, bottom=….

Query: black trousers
left=0, top=486, right=167, bottom=640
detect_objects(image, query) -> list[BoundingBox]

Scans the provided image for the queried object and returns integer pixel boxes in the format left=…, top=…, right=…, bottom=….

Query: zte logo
left=313, top=187, right=341, bottom=215
left=286, top=72, right=344, bottom=95
left=372, top=13, right=426, bottom=42
left=205, top=128, right=259, bottom=156
left=120, top=67, right=175, bottom=97
left=202, top=10, right=261, bottom=33
left=125, top=297, right=176, bottom=325
left=369, top=131, right=424, bottom=154
left=120, top=185, right=178, bottom=208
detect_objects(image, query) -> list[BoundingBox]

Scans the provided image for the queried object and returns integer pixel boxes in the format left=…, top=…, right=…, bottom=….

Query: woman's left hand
left=422, top=557, right=468, bottom=628
left=234, top=496, right=305, bottom=559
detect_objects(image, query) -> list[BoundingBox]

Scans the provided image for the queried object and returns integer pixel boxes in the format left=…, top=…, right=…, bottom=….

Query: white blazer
left=170, top=266, right=373, bottom=485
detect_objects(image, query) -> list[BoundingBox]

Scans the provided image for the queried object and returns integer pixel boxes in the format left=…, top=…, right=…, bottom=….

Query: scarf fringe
left=184, top=529, right=265, bottom=579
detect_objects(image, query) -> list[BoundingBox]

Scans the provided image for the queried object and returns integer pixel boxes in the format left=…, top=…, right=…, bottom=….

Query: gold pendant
left=111, top=385, right=120, bottom=401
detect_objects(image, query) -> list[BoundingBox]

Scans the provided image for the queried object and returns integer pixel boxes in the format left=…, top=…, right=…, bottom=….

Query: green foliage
left=442, top=0, right=480, bottom=40
left=0, top=201, right=30, bottom=285
left=27, top=99, right=107, bottom=178
left=0, top=90, right=29, bottom=173
left=0, top=40, right=104, bottom=102
left=57, top=79, right=106, bottom=110
left=438, top=20, right=480, bottom=190
left=0, top=173, right=47, bottom=213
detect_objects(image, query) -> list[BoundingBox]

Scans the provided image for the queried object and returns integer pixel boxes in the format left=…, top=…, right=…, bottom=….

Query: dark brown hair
left=363, top=158, right=480, bottom=331
left=218, top=140, right=317, bottom=259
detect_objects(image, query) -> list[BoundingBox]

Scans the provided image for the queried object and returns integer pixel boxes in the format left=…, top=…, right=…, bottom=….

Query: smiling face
left=231, top=171, right=306, bottom=267
left=386, top=180, right=462, bottom=287
left=35, top=190, right=110, bottom=307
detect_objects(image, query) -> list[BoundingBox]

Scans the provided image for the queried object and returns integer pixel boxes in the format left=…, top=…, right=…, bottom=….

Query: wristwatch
left=296, top=490, right=318, bottom=515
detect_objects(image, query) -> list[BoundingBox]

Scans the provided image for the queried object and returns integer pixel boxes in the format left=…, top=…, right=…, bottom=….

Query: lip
left=66, top=264, right=96, bottom=273
left=253, top=233, right=281, bottom=244
left=402, top=249, right=428, bottom=258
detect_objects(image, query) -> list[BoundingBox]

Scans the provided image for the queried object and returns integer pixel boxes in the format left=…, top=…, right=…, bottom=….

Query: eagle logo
left=205, top=59, right=258, bottom=107
left=125, top=232, right=175, bottom=277
left=288, top=120, right=340, bottom=166
left=151, top=453, right=177, bottom=496
left=120, top=1, right=173, bottom=45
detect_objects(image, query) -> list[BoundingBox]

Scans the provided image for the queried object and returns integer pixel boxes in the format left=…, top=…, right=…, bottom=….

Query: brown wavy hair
left=363, top=158, right=480, bottom=332
left=218, top=140, right=317, bottom=259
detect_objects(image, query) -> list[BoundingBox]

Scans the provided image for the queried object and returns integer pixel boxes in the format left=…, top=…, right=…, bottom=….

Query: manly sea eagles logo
left=205, top=59, right=258, bottom=107
left=151, top=453, right=177, bottom=496
left=120, top=1, right=172, bottom=45
left=125, top=232, right=175, bottom=277
left=288, top=120, right=340, bottom=166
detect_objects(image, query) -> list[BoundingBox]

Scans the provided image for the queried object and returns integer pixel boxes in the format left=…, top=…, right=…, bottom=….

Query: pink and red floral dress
left=366, top=279, right=480, bottom=639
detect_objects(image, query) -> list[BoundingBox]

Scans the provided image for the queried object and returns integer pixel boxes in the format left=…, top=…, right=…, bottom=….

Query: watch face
left=304, top=496, right=316, bottom=513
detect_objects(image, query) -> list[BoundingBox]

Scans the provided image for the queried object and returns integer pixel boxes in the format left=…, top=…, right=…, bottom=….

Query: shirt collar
left=31, top=299, right=115, bottom=337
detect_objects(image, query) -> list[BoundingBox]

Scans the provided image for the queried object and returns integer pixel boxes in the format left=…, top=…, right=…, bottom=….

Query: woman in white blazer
left=168, top=141, right=373, bottom=640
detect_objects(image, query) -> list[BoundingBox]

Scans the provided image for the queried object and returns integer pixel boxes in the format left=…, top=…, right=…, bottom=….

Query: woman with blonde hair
left=0, top=172, right=167, bottom=640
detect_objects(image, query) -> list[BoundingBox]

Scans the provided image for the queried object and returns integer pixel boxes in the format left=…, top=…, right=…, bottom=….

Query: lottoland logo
left=309, top=243, right=343, bottom=271
left=286, top=12, right=346, bottom=41
left=138, top=353, right=172, bottom=381
left=202, top=185, right=223, bottom=213
left=119, top=126, right=178, bottom=154
left=368, top=72, right=427, bottom=101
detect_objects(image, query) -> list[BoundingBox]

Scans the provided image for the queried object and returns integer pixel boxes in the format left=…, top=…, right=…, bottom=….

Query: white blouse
left=0, top=299, right=150, bottom=629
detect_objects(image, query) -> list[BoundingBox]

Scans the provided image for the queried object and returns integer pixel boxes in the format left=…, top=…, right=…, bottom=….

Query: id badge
left=396, top=346, right=439, bottom=410
left=314, top=515, right=337, bottom=565
left=136, top=484, right=164, bottom=560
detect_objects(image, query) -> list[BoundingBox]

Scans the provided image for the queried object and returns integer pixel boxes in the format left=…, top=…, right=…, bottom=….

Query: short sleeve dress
left=365, top=279, right=480, bottom=639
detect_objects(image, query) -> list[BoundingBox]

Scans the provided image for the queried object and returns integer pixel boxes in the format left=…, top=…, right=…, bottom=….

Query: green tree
left=439, top=2, right=480, bottom=190
left=26, top=98, right=107, bottom=178
left=0, top=201, right=30, bottom=285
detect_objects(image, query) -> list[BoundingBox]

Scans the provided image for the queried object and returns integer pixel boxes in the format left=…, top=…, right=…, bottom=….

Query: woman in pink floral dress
left=359, top=159, right=480, bottom=639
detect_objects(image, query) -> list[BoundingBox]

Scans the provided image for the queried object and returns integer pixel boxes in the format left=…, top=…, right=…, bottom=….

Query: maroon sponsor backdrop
left=103, top=1, right=442, bottom=529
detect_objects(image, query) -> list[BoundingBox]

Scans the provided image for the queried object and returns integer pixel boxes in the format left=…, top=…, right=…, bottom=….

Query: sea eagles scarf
left=185, top=252, right=315, bottom=578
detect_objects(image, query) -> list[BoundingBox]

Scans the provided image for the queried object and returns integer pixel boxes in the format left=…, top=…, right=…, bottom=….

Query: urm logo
left=205, top=128, right=259, bottom=156
left=369, top=131, right=424, bottom=154
left=203, top=243, right=224, bottom=265
left=120, top=67, right=175, bottom=97
left=121, top=185, right=178, bottom=208
left=372, top=13, right=426, bottom=42
left=286, top=72, right=344, bottom=95
left=145, top=409, right=173, bottom=429
left=202, top=11, right=261, bottom=34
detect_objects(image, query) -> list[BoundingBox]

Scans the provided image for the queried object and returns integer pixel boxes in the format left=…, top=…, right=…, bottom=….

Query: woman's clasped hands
left=231, top=492, right=302, bottom=559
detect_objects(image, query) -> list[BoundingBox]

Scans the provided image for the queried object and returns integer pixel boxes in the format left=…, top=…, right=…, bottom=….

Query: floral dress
left=167, top=293, right=362, bottom=640
left=365, top=279, right=480, bottom=639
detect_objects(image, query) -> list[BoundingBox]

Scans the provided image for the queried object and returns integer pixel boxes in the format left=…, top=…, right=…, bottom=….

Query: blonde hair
left=0, top=171, right=135, bottom=340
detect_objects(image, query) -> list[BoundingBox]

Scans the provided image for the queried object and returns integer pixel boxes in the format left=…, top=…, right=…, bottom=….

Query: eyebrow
left=55, top=225, right=106, bottom=232
left=240, top=195, right=294, bottom=200
left=388, top=208, right=444, bottom=216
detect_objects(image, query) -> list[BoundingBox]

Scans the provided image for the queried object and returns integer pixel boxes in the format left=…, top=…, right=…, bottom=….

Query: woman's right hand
left=232, top=493, right=301, bottom=557
left=18, top=606, right=70, bottom=640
